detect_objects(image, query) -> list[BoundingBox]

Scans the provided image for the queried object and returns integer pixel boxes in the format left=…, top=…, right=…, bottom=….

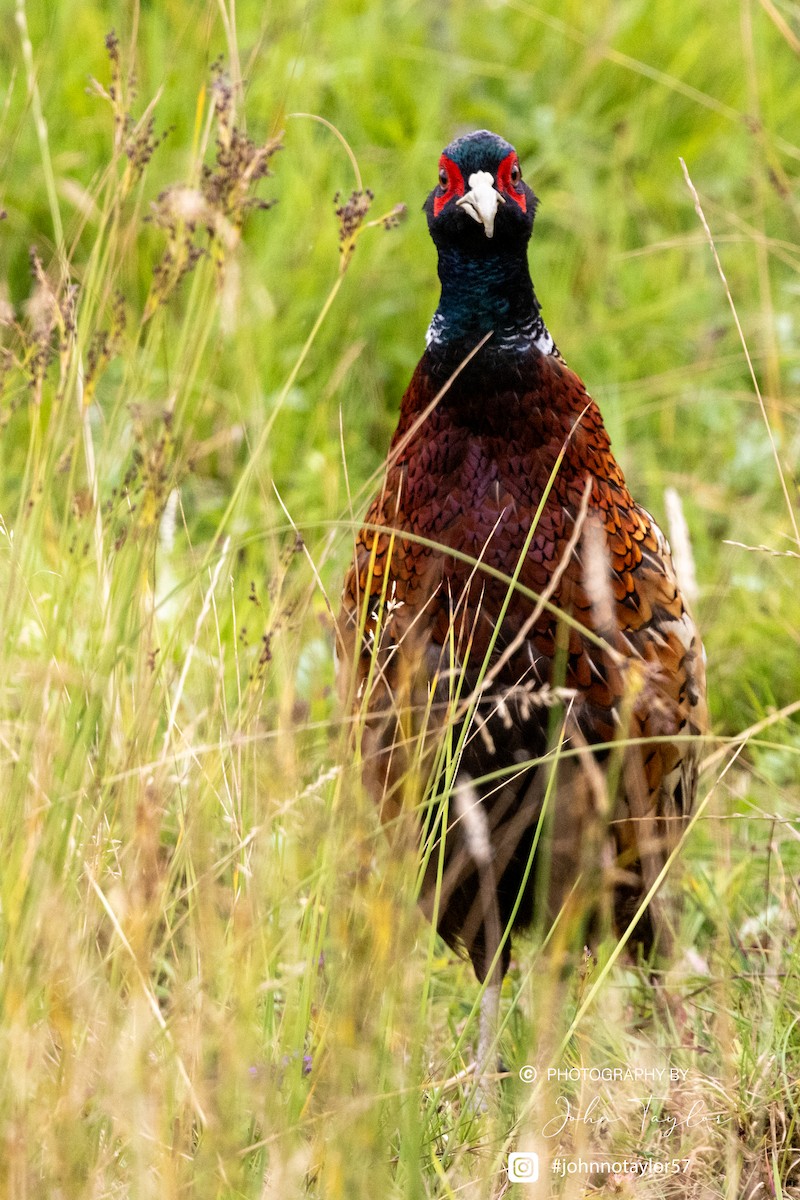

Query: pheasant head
left=422, top=130, right=552, bottom=362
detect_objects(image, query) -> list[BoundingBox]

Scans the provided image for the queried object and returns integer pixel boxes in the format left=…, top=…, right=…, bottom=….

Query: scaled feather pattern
left=338, top=130, right=707, bottom=985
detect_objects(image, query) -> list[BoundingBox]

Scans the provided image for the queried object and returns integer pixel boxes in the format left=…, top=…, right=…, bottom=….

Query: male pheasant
left=337, top=131, right=707, bottom=1055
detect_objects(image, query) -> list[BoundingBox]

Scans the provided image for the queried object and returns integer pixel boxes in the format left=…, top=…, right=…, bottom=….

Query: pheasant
left=337, top=130, right=707, bottom=1069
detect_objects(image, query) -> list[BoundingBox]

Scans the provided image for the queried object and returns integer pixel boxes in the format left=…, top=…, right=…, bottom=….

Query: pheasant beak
left=456, top=170, right=506, bottom=238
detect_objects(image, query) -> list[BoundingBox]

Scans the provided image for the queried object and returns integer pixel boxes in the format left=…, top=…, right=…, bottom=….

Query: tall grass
left=0, top=0, right=799, bottom=1195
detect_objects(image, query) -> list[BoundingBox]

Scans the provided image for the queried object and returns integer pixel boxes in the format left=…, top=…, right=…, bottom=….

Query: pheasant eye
left=433, top=156, right=464, bottom=215
left=496, top=152, right=526, bottom=211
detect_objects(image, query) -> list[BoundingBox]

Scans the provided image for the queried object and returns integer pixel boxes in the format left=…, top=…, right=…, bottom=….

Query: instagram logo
left=508, top=1152, right=539, bottom=1183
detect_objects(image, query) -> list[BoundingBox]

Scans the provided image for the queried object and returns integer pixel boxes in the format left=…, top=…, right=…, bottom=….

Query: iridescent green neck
left=426, top=241, right=552, bottom=361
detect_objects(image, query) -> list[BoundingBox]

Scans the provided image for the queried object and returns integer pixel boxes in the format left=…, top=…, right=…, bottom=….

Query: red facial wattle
left=495, top=151, right=527, bottom=212
left=433, top=156, right=465, bottom=216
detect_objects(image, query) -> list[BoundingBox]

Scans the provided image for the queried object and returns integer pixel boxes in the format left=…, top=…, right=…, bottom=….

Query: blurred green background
left=5, top=0, right=798, bottom=730
left=1, top=1, right=799, bottom=1195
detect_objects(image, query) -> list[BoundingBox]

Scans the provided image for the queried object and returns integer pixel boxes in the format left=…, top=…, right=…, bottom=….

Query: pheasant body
left=338, top=131, right=706, bottom=986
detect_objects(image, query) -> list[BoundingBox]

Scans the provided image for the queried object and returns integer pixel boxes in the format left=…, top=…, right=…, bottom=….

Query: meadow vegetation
left=0, top=0, right=799, bottom=1195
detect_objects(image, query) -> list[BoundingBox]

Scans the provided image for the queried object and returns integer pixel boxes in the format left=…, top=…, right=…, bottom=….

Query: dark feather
left=337, top=131, right=707, bottom=983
